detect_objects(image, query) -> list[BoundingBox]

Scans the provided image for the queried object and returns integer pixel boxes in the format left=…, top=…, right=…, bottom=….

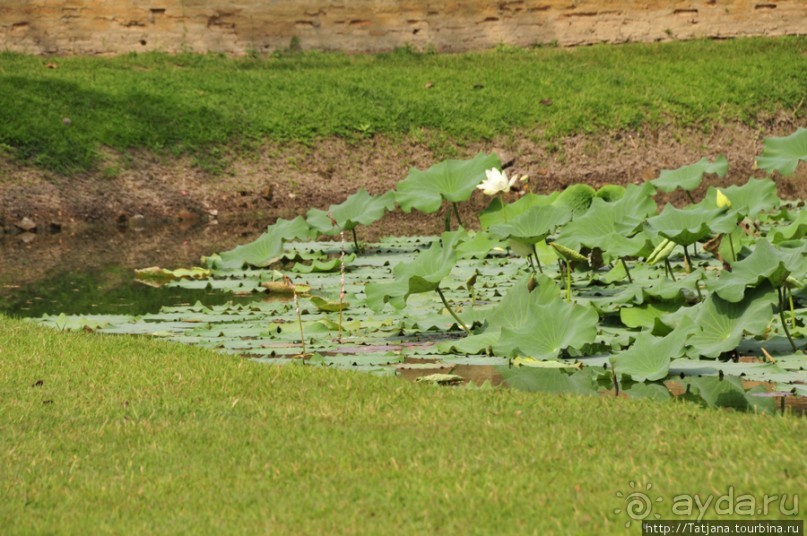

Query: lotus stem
left=685, top=191, right=696, bottom=204
left=443, top=209, right=451, bottom=232
left=436, top=286, right=469, bottom=333
left=339, top=230, right=346, bottom=344
left=611, top=364, right=620, bottom=397
left=728, top=233, right=737, bottom=263
left=683, top=245, right=693, bottom=273
left=778, top=287, right=797, bottom=353
left=351, top=228, right=361, bottom=254
left=664, top=258, right=677, bottom=281
left=527, top=254, right=536, bottom=273
left=531, top=244, right=544, bottom=274
left=499, top=193, right=507, bottom=223
left=789, top=288, right=796, bottom=330
left=452, top=202, right=464, bottom=229
left=620, top=257, right=633, bottom=284
left=284, top=275, right=306, bottom=357
left=565, top=260, right=572, bottom=302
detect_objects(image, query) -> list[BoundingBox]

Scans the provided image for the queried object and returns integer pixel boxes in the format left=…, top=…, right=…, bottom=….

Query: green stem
left=443, top=207, right=451, bottom=232
left=452, top=202, right=464, bottom=229
left=778, top=287, right=797, bottom=352
left=683, top=245, right=693, bottom=273
left=685, top=191, right=696, bottom=204
left=728, top=233, right=737, bottom=263
left=665, top=258, right=677, bottom=281
left=499, top=193, right=507, bottom=223
left=789, top=287, right=796, bottom=329
left=531, top=244, right=543, bottom=274
left=620, top=257, right=633, bottom=284
left=436, top=286, right=469, bottom=333
left=565, top=260, right=572, bottom=302
left=351, top=228, right=360, bottom=254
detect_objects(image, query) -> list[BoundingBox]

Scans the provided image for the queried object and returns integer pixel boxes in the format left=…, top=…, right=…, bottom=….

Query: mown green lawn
left=0, top=36, right=805, bottom=173
left=2, top=318, right=804, bottom=534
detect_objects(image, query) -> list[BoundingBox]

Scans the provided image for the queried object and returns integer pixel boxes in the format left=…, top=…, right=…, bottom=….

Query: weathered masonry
left=0, top=0, right=804, bottom=55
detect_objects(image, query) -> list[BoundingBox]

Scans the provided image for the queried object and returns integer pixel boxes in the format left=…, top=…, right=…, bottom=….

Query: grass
left=0, top=37, right=805, bottom=174
left=2, top=317, right=805, bottom=534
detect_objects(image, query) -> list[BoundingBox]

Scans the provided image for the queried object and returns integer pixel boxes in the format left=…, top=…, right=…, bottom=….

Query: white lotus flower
left=477, top=168, right=517, bottom=196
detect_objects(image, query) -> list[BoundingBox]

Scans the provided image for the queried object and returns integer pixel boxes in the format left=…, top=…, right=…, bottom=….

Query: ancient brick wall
left=0, top=0, right=804, bottom=55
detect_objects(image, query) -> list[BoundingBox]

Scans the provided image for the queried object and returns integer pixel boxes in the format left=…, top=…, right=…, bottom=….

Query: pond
left=8, top=216, right=805, bottom=417
left=0, top=221, right=267, bottom=318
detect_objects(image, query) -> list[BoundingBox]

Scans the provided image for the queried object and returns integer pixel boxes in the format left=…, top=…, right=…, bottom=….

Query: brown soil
left=1, top=121, right=806, bottom=240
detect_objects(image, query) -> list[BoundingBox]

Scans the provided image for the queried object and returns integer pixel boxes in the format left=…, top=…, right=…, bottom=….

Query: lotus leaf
left=205, top=217, right=315, bottom=270
left=687, top=285, right=777, bottom=358
left=644, top=203, right=735, bottom=246
left=552, top=184, right=596, bottom=216
left=703, top=178, right=780, bottom=220
left=651, top=155, right=728, bottom=192
left=364, top=229, right=466, bottom=311
left=306, top=189, right=395, bottom=234
left=488, top=204, right=571, bottom=245
left=707, top=239, right=807, bottom=302
left=498, top=367, right=599, bottom=396
left=394, top=152, right=501, bottom=213
left=479, top=192, right=557, bottom=229
left=610, top=320, right=691, bottom=382
left=680, top=376, right=774, bottom=413
left=755, top=128, right=807, bottom=176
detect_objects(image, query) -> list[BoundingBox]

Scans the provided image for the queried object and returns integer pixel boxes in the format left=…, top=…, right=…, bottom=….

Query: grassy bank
left=0, top=37, right=805, bottom=174
left=1, top=317, right=804, bottom=534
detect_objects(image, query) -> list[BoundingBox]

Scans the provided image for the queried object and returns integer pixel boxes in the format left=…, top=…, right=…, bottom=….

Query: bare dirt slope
left=1, top=121, right=805, bottom=239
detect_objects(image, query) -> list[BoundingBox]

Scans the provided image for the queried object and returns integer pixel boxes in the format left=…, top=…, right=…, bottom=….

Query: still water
left=0, top=221, right=266, bottom=318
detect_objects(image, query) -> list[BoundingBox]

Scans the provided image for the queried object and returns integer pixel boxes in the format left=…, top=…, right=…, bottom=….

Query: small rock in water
left=15, top=217, right=37, bottom=232
left=129, top=214, right=146, bottom=228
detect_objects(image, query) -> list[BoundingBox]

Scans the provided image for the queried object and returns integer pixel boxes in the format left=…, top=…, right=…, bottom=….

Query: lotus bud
left=716, top=189, right=732, bottom=209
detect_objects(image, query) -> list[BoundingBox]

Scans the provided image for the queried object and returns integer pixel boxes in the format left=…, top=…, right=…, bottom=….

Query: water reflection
left=0, top=221, right=267, bottom=317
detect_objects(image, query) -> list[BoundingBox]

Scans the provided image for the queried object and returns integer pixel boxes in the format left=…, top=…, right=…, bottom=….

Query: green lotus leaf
left=610, top=320, right=691, bottom=382
left=707, top=239, right=807, bottom=302
left=651, top=155, right=728, bottom=192
left=687, top=285, right=777, bottom=358
left=394, top=152, right=501, bottom=213
left=479, top=192, right=558, bottom=229
left=309, top=295, right=349, bottom=313
left=454, top=231, right=505, bottom=259
left=771, top=208, right=807, bottom=244
left=621, top=382, right=672, bottom=401
left=594, top=184, right=626, bottom=202
left=292, top=254, right=356, bottom=274
left=557, top=197, right=652, bottom=260
left=619, top=299, right=685, bottom=330
left=437, top=275, right=559, bottom=354
left=703, top=178, right=780, bottom=220
left=498, top=367, right=599, bottom=396
left=306, top=189, right=396, bottom=234
left=135, top=266, right=211, bottom=287
left=552, top=183, right=596, bottom=216
left=206, top=217, right=315, bottom=270
left=494, top=295, right=599, bottom=360
left=680, top=376, right=775, bottom=413
left=644, top=203, right=735, bottom=246
left=488, top=204, right=571, bottom=245
left=364, top=229, right=466, bottom=311
left=755, top=128, right=807, bottom=176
